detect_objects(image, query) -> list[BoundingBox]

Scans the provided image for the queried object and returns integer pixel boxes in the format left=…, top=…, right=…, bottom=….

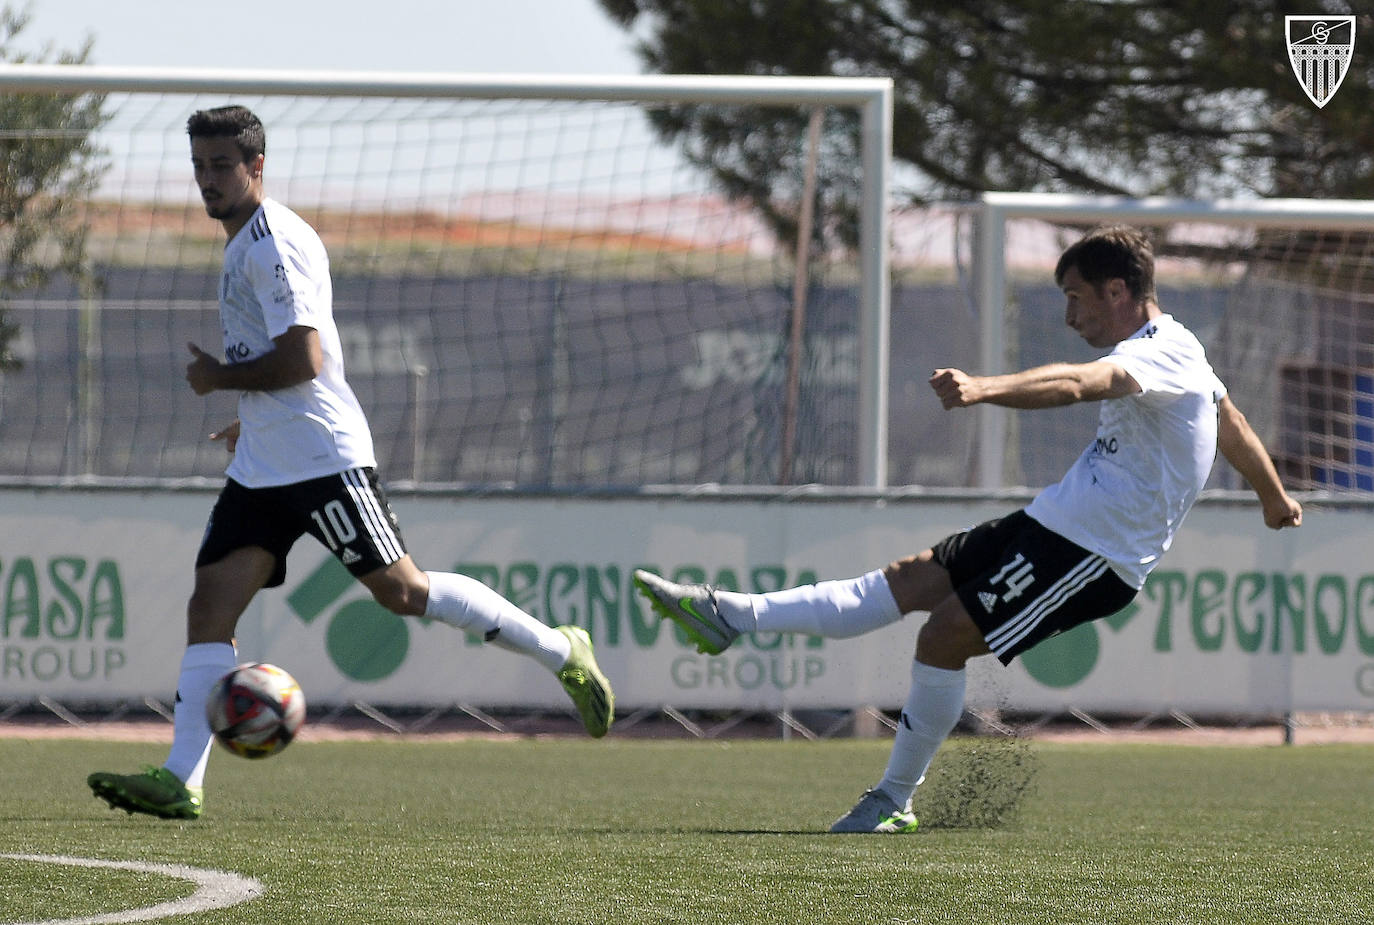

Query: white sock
left=713, top=570, right=902, bottom=637
left=875, top=660, right=967, bottom=808
left=164, top=641, right=237, bottom=787
left=424, top=571, right=570, bottom=673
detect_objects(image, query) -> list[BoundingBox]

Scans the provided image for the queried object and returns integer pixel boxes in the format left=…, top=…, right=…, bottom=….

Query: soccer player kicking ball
left=89, top=106, right=613, bottom=820
left=635, top=225, right=1302, bottom=834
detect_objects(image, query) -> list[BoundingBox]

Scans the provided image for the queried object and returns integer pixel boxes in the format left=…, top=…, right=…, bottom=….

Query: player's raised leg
left=632, top=566, right=910, bottom=653
left=363, top=559, right=614, bottom=737
left=635, top=555, right=966, bottom=831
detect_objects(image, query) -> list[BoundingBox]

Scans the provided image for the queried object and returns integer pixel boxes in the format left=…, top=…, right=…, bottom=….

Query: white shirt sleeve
left=1103, top=324, right=1226, bottom=405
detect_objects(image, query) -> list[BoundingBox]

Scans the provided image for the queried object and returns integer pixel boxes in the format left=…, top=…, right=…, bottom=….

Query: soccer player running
left=90, top=106, right=613, bottom=820
left=635, top=225, right=1302, bottom=834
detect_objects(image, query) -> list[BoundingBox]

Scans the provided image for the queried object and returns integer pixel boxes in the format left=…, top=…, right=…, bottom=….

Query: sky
left=19, top=0, right=645, bottom=75
left=10, top=0, right=701, bottom=209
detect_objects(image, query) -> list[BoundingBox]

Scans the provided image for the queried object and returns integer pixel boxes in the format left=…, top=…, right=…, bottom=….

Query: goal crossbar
left=981, top=190, right=1374, bottom=229
left=0, top=63, right=892, bottom=105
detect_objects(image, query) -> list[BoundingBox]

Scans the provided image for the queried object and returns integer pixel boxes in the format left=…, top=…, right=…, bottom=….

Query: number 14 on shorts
left=987, top=553, right=1036, bottom=603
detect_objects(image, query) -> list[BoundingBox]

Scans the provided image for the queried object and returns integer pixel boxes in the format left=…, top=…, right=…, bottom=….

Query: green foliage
left=599, top=1, right=1374, bottom=232
left=0, top=3, right=107, bottom=369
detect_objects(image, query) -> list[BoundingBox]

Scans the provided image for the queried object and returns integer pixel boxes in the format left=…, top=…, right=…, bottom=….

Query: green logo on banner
left=1018, top=567, right=1374, bottom=690
left=1019, top=622, right=1100, bottom=689
left=287, top=558, right=410, bottom=682
left=0, top=556, right=127, bottom=683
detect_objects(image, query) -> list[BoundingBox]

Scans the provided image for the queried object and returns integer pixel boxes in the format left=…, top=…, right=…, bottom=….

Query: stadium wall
left=1, top=488, right=1370, bottom=718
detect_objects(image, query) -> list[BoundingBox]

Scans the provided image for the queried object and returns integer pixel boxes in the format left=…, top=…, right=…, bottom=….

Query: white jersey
left=1025, top=314, right=1226, bottom=589
left=217, top=198, right=376, bottom=487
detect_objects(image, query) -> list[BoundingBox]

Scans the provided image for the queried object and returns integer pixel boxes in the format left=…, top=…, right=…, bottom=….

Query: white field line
left=1, top=854, right=263, bottom=925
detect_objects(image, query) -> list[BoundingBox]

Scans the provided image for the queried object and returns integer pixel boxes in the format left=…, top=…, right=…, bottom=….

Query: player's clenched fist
left=929, top=367, right=983, bottom=409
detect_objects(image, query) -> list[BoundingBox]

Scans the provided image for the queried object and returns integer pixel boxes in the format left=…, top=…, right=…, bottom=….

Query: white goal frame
left=0, top=63, right=895, bottom=486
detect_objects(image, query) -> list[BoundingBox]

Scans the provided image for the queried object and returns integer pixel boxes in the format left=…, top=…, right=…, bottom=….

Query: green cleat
left=88, top=766, right=203, bottom=820
left=632, top=568, right=739, bottom=655
left=829, top=789, right=919, bottom=834
left=555, top=625, right=614, bottom=738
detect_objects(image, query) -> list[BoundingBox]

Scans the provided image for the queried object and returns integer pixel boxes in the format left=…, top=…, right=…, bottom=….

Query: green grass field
left=2, top=736, right=1372, bottom=925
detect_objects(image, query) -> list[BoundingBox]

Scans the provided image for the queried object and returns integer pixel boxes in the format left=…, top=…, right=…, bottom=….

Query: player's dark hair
left=186, top=105, right=266, bottom=162
left=1055, top=225, right=1156, bottom=303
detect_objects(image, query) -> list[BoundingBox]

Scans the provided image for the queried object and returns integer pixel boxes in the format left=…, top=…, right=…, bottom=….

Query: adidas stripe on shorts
left=929, top=509, right=1137, bottom=664
left=197, top=467, right=408, bottom=588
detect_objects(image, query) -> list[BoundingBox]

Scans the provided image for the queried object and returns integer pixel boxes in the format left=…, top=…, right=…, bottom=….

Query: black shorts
left=930, top=510, right=1136, bottom=664
left=197, top=467, right=408, bottom=588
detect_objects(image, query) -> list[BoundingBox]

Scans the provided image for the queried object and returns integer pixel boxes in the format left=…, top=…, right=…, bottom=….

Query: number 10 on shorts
left=310, top=500, right=358, bottom=551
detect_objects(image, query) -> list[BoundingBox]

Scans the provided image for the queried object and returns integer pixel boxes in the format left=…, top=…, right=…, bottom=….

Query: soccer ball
left=205, top=662, right=306, bottom=759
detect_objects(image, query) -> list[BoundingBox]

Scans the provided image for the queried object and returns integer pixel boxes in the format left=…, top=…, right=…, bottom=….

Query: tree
left=597, top=1, right=1373, bottom=247
left=0, top=4, right=107, bottom=369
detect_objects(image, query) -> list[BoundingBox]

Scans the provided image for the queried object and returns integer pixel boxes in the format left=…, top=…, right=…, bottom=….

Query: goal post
left=0, top=64, right=893, bottom=487
left=971, top=191, right=1374, bottom=495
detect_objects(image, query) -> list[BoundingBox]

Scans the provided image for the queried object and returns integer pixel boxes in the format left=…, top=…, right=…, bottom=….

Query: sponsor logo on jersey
left=1092, top=435, right=1120, bottom=456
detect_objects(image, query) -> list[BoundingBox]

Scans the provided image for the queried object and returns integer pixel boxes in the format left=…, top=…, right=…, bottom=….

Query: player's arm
left=929, top=361, right=1139, bottom=410
left=186, top=325, right=323, bottom=395
left=1216, top=394, right=1303, bottom=529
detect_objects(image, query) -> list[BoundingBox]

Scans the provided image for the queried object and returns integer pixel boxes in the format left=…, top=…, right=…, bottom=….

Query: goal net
left=0, top=70, right=889, bottom=488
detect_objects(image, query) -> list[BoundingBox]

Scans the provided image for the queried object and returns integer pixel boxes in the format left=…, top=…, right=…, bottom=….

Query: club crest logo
left=1286, top=16, right=1356, bottom=108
